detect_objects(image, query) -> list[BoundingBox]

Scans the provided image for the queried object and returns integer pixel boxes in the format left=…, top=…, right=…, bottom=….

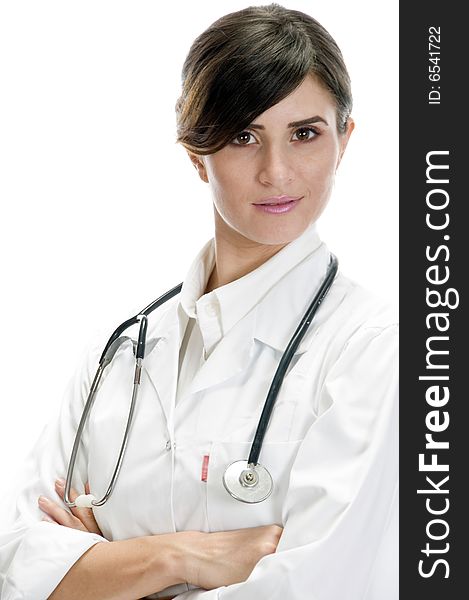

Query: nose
left=257, top=144, right=294, bottom=188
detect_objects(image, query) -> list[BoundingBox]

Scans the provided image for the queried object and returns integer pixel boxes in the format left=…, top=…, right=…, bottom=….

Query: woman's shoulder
left=308, top=271, right=398, bottom=371
left=332, top=271, right=398, bottom=333
left=296, top=271, right=398, bottom=417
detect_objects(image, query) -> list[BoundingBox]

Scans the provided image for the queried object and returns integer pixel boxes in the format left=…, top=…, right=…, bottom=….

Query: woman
left=0, top=3, right=398, bottom=599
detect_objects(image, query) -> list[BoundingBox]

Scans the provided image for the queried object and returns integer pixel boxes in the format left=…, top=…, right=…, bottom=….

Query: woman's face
left=188, top=74, right=354, bottom=247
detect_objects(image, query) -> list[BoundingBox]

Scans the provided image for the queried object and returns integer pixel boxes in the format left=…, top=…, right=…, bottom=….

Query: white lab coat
left=0, top=228, right=398, bottom=600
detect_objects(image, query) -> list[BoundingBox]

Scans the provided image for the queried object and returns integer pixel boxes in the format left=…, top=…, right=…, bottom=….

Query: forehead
left=253, top=75, right=337, bottom=126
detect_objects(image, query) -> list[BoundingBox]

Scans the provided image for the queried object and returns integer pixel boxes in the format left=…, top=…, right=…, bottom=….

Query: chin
left=239, top=220, right=315, bottom=247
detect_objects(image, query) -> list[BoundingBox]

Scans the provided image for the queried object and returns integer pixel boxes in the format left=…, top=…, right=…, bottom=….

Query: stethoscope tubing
left=247, top=253, right=338, bottom=466
left=64, top=253, right=337, bottom=508
left=98, top=283, right=183, bottom=366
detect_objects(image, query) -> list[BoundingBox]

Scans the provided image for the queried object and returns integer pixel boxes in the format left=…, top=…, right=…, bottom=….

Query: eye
left=292, top=126, right=320, bottom=142
left=231, top=131, right=256, bottom=146
left=231, top=126, right=320, bottom=146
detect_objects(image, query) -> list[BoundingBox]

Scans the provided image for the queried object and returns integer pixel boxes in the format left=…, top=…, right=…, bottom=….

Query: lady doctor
left=0, top=3, right=398, bottom=600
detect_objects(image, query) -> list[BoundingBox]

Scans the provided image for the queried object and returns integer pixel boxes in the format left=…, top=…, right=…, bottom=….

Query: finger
left=41, top=515, right=57, bottom=524
left=38, top=496, right=87, bottom=532
left=55, top=479, right=103, bottom=535
left=55, top=478, right=80, bottom=507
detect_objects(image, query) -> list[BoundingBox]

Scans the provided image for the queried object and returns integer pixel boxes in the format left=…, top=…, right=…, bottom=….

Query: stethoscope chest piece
left=223, top=460, right=273, bottom=503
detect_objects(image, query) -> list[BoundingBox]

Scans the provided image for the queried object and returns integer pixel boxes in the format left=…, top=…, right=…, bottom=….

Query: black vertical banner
left=400, top=1, right=466, bottom=596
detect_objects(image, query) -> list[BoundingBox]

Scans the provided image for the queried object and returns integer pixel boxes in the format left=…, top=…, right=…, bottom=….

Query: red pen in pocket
left=201, top=454, right=210, bottom=482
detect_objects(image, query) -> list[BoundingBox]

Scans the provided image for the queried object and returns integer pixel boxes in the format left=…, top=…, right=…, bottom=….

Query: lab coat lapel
left=182, top=268, right=322, bottom=399
left=182, top=244, right=333, bottom=396
left=186, top=307, right=258, bottom=397
left=142, top=301, right=258, bottom=409
left=253, top=243, right=334, bottom=355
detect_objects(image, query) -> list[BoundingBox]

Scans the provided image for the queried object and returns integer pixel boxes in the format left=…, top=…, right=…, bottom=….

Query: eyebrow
left=248, top=115, right=329, bottom=130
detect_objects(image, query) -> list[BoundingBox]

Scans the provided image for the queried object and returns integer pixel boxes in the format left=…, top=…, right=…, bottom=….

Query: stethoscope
left=64, top=253, right=338, bottom=509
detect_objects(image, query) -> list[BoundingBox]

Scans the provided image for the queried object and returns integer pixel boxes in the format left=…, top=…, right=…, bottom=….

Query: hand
left=38, top=479, right=104, bottom=537
left=179, top=524, right=283, bottom=590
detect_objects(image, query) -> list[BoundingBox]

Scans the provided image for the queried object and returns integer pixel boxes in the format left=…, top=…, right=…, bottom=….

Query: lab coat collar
left=151, top=223, right=327, bottom=335
left=213, top=223, right=323, bottom=341
left=140, top=229, right=333, bottom=417
left=139, top=304, right=256, bottom=423
left=185, top=240, right=333, bottom=396
left=178, top=222, right=323, bottom=347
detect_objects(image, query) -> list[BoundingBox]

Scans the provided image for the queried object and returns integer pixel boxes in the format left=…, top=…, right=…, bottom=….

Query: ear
left=187, top=150, right=209, bottom=184
left=336, top=117, right=355, bottom=171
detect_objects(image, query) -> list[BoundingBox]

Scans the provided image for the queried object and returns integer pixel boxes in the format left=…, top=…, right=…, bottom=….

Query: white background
left=0, top=0, right=398, bottom=485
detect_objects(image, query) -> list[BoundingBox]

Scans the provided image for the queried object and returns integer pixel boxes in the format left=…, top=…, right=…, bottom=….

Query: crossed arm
left=39, top=479, right=282, bottom=600
left=12, top=323, right=398, bottom=600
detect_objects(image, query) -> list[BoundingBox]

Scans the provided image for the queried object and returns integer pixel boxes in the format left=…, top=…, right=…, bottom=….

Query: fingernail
left=55, top=479, right=65, bottom=488
left=38, top=495, right=49, bottom=505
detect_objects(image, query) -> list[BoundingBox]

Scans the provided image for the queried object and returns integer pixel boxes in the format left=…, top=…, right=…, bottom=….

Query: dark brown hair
left=175, top=3, right=352, bottom=155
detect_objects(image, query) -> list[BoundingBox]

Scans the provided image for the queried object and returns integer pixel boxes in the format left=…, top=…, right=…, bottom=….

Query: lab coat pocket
left=206, top=439, right=302, bottom=532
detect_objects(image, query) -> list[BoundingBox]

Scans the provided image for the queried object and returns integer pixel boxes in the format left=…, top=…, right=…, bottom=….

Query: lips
left=254, top=195, right=302, bottom=205
left=252, top=195, right=302, bottom=215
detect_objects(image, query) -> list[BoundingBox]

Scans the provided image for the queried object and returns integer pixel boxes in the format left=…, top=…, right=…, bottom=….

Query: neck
left=204, top=210, right=288, bottom=294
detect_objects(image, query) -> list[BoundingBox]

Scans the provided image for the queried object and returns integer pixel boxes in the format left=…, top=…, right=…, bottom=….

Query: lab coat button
left=205, top=304, right=217, bottom=317
left=165, top=440, right=171, bottom=451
